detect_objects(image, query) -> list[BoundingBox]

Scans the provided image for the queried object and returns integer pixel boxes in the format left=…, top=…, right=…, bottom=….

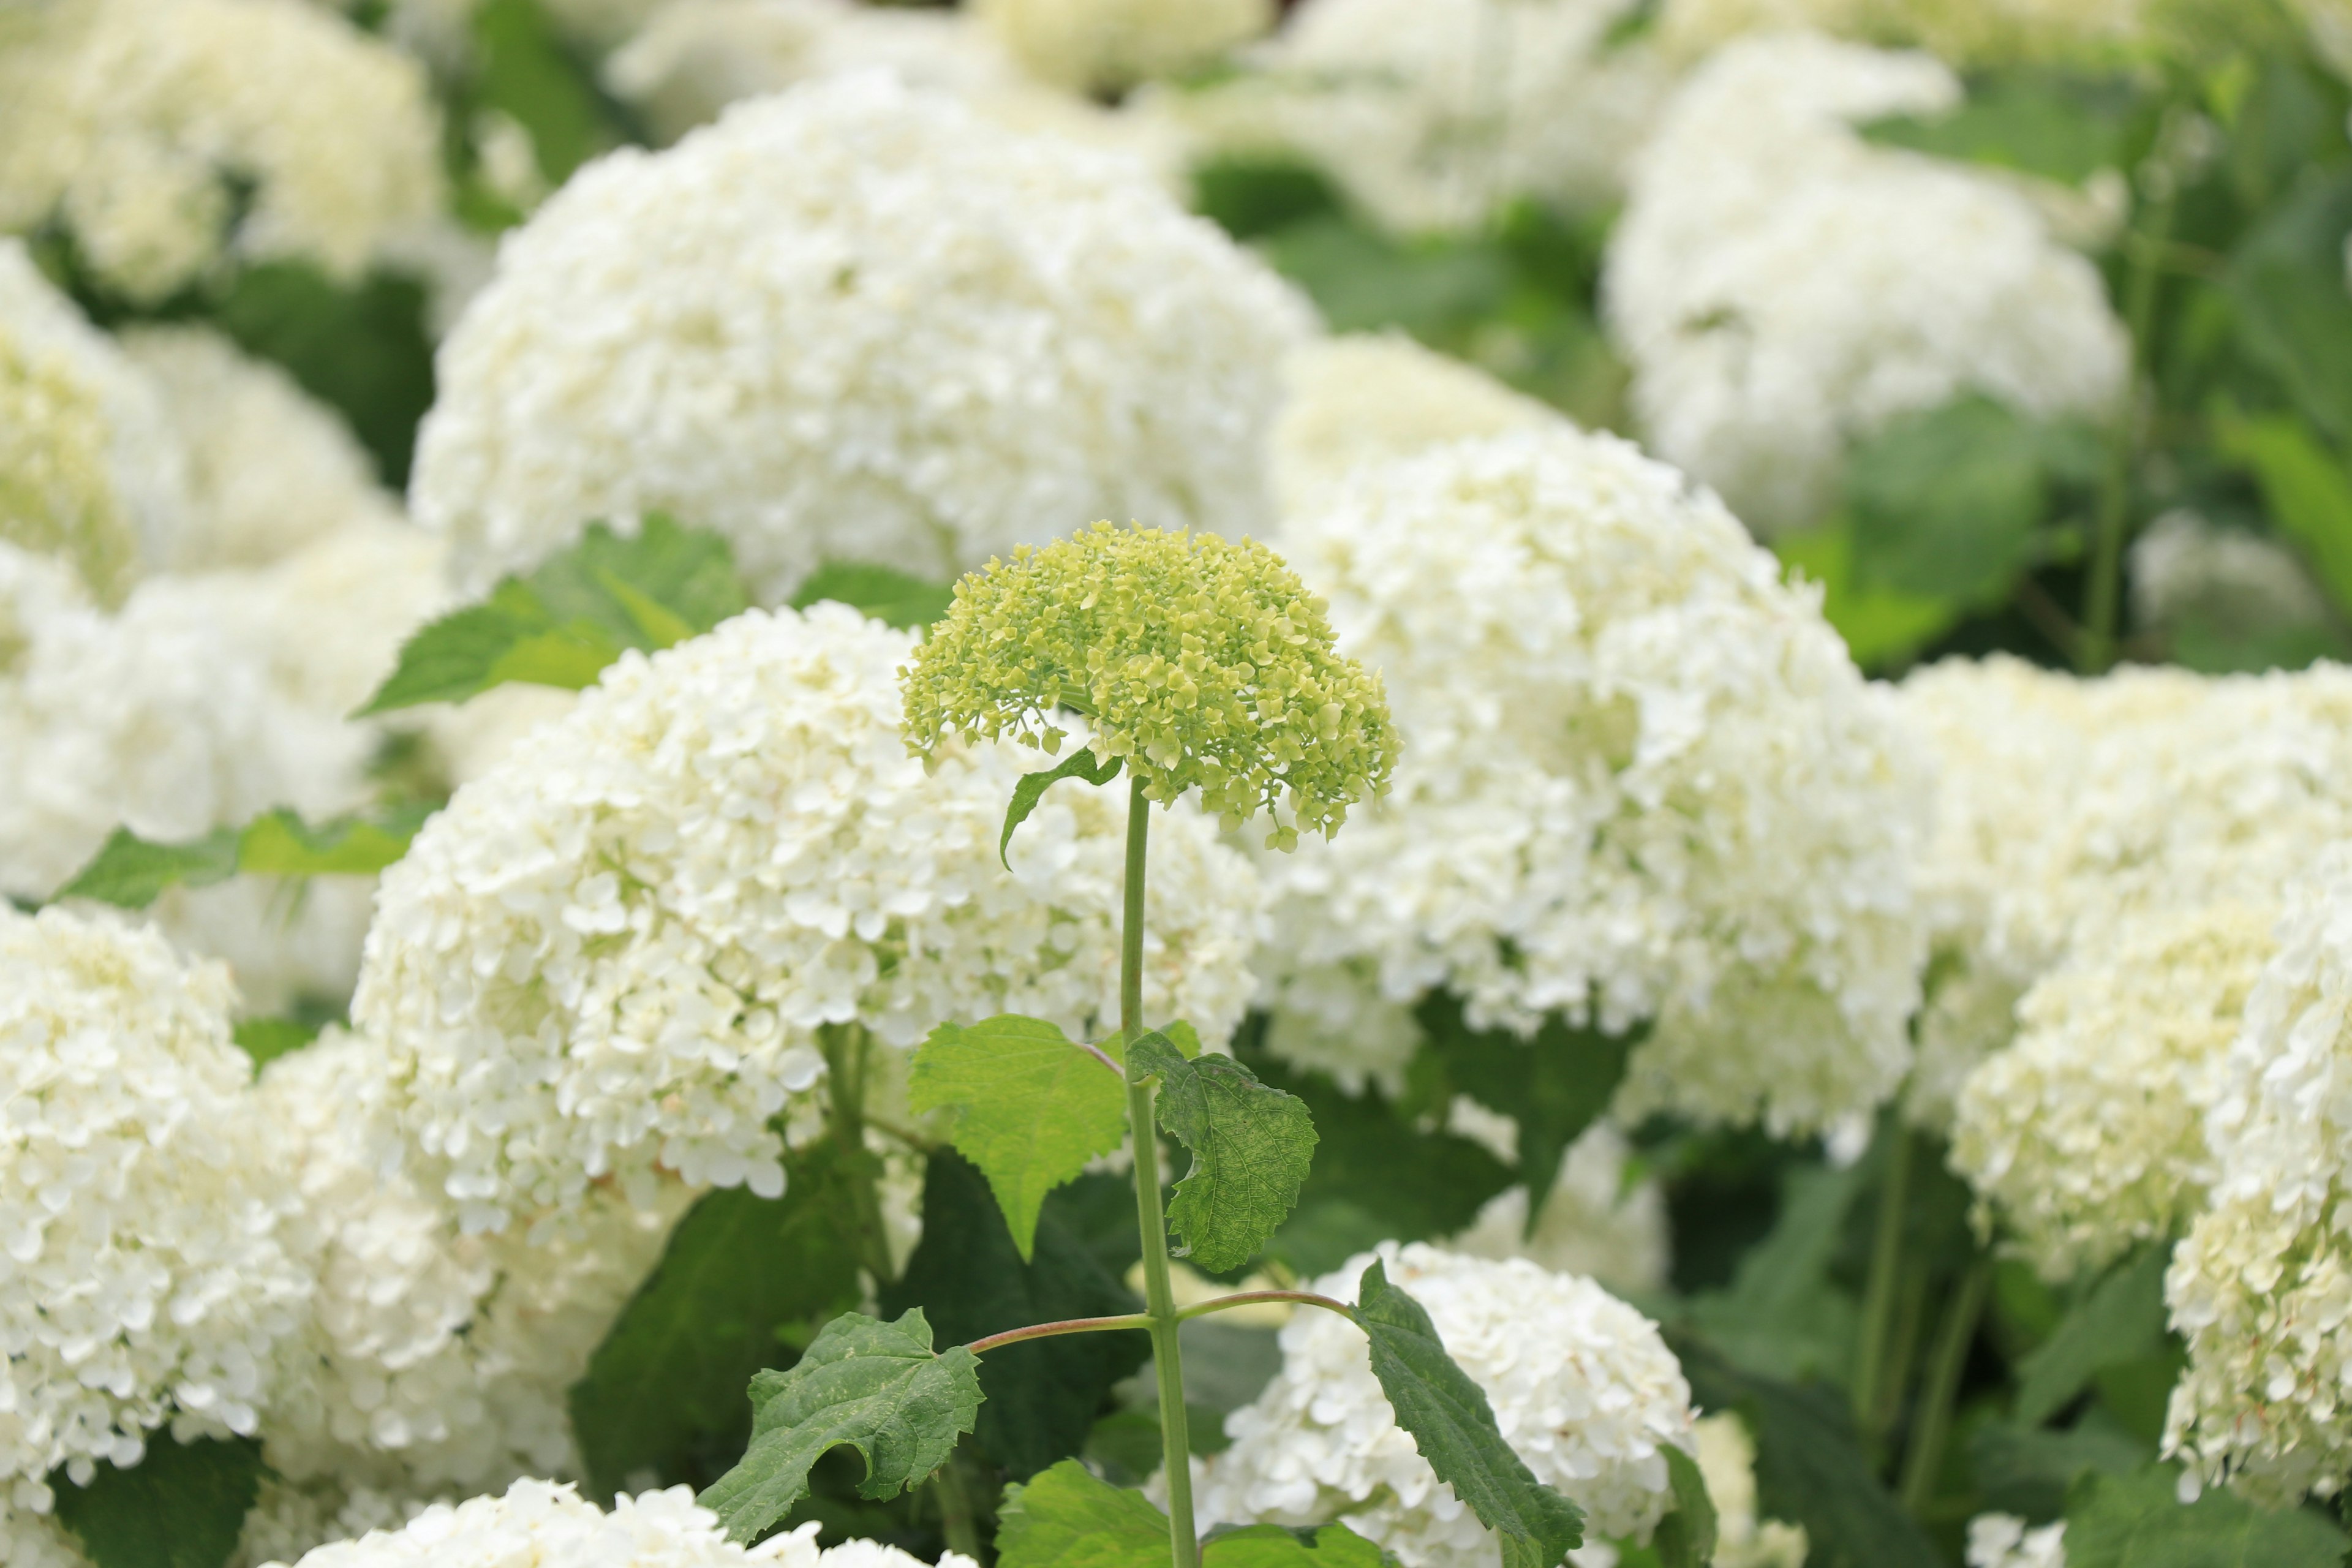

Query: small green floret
left=901, top=522, right=1396, bottom=847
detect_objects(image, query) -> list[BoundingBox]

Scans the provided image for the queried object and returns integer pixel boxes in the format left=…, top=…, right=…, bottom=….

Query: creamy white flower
left=1446, top=1118, right=1670, bottom=1297
left=2165, top=847, right=2352, bottom=1502
left=2129, top=510, right=2329, bottom=649
left=0, top=906, right=311, bottom=1504
left=1191, top=1242, right=1695, bottom=1568
left=118, top=326, right=401, bottom=573
left=1261, top=430, right=1926, bottom=1136
left=276, top=1479, right=977, bottom=1568
left=0, top=1508, right=92, bottom=1568
left=1966, top=1513, right=2067, bottom=1568
left=1656, top=0, right=2151, bottom=63
left=355, top=603, right=1262, bottom=1235
left=1694, top=1413, right=1809, bottom=1568
left=1270, top=335, right=1566, bottom=519
left=974, top=0, right=1271, bottom=95
left=1146, top=0, right=1668, bottom=235
left=0, top=241, right=187, bottom=601
left=1604, top=32, right=2127, bottom=533
left=233, top=1478, right=436, bottom=1568
left=0, top=0, right=442, bottom=303
left=412, top=74, right=1309, bottom=603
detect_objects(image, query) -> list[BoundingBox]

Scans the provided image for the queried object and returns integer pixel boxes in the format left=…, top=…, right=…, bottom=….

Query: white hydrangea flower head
left=0, top=0, right=443, bottom=303
left=1270, top=335, right=1566, bottom=519
left=0, top=241, right=187, bottom=601
left=2165, top=846, right=2352, bottom=1503
left=233, top=1478, right=436, bottom=1568
left=1694, top=1413, right=1808, bottom=1568
left=411, top=73, right=1310, bottom=604
left=0, top=905, right=311, bottom=1504
left=974, top=0, right=1272, bottom=95
left=1260, top=430, right=1926, bottom=1136
left=1445, top=1115, right=1670, bottom=1297
left=0, top=1508, right=92, bottom=1568
left=2130, top=510, right=2329, bottom=650
left=355, top=603, right=1263, bottom=1235
left=118, top=326, right=401, bottom=573
left=1146, top=0, right=1668, bottom=235
left=1603, top=32, right=2128, bottom=533
left=1950, top=900, right=2276, bottom=1281
left=276, top=1479, right=978, bottom=1568
left=1655, top=0, right=2151, bottom=64
left=1192, top=1242, right=1695, bottom=1567
left=1966, top=1513, right=2067, bottom=1568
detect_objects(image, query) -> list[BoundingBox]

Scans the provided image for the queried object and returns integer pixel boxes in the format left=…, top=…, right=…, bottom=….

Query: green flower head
left=901, top=522, right=1396, bottom=848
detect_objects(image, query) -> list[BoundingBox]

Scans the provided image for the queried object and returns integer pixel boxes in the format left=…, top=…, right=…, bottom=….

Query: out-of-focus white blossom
left=2165, top=848, right=2352, bottom=1502
left=1146, top=0, right=1668, bottom=235
left=1656, top=0, right=2152, bottom=65
left=1270, top=335, right=1565, bottom=519
left=1191, top=1242, right=1695, bottom=1568
left=119, top=326, right=401, bottom=573
left=1445, top=1117, right=1670, bottom=1297
left=411, top=74, right=1309, bottom=604
left=354, top=604, right=1262, bottom=1236
left=0, top=0, right=442, bottom=303
left=0, top=907, right=309, bottom=1507
left=1694, top=1413, right=1809, bottom=1568
left=1604, top=32, right=2127, bottom=533
left=276, top=1480, right=977, bottom=1568
left=1261, top=431, right=1926, bottom=1136
left=974, top=0, right=1272, bottom=96
left=1966, top=1513, right=2067, bottom=1568
left=0, top=1509, right=93, bottom=1568
left=2129, top=510, right=2330, bottom=649
left=0, top=241, right=186, bottom=601
left=233, top=1479, right=435, bottom=1568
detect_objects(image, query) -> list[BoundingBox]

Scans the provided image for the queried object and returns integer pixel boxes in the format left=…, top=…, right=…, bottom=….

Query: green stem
left=2080, top=194, right=2174, bottom=674
left=1899, top=1260, right=1992, bottom=1512
left=933, top=1450, right=983, bottom=1562
left=1853, top=1121, right=1914, bottom=1444
left=1120, top=777, right=1198, bottom=1568
left=1176, top=1291, right=1354, bottom=1322
left=820, top=1022, right=895, bottom=1285
left=967, top=1313, right=1156, bottom=1354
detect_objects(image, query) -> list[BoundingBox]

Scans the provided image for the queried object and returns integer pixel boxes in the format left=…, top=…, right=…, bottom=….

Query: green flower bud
left=901, top=521, right=1396, bottom=846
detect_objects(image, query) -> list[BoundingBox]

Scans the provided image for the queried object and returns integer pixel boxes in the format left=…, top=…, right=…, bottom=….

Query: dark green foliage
left=1845, top=397, right=2054, bottom=604
left=467, top=0, right=631, bottom=187
left=360, top=516, right=747, bottom=712
left=231, top=1016, right=323, bottom=1070
left=1355, top=1259, right=1585, bottom=1568
left=58, top=807, right=429, bottom=908
left=2224, top=173, right=2352, bottom=445
left=1969, top=1415, right=2146, bottom=1520
left=1649, top=1444, right=1719, bottom=1568
left=1131, top=1034, right=1317, bottom=1273
left=1686, top=1164, right=1866, bottom=1385
left=1861, top=73, right=2144, bottom=184
left=56, top=826, right=239, bottom=907
left=573, top=1140, right=872, bottom=1499
left=212, top=263, right=436, bottom=488
left=883, top=1150, right=1150, bottom=1481
left=790, top=563, right=958, bottom=632
left=2063, top=1465, right=2346, bottom=1567
left=52, top=1437, right=263, bottom=1568
left=1189, top=157, right=1346, bottom=239
left=2012, top=1245, right=2170, bottom=1428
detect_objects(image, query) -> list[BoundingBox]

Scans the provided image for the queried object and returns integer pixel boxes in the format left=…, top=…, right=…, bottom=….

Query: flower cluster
left=0, top=241, right=184, bottom=603
left=277, top=1480, right=976, bottom=1568
left=1148, top=0, right=1669, bottom=235
left=903, top=521, right=1396, bottom=845
left=1965, top=1513, right=2068, bottom=1568
left=1604, top=32, right=2127, bottom=532
left=0, top=0, right=442, bottom=303
left=356, top=603, right=1264, bottom=1235
left=1443, top=1114, right=1670, bottom=1298
left=2130, top=510, right=2329, bottom=654
left=1269, top=335, right=1565, bottom=518
left=410, top=74, right=1310, bottom=603
left=1259, top=429, right=1926, bottom=1135
left=974, top=0, right=1272, bottom=95
left=2165, top=848, right=2352, bottom=1503
left=1191, top=1242, right=1696, bottom=1566
left=0, top=906, right=310, bottom=1509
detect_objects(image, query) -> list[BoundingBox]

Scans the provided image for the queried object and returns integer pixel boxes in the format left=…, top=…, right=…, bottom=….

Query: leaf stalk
left=1174, top=1291, right=1354, bottom=1322
left=965, top=1313, right=1157, bottom=1355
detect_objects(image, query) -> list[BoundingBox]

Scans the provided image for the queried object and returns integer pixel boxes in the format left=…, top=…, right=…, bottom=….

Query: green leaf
left=51, top=1436, right=263, bottom=1568
left=1687, top=1164, right=1867, bottom=1385
left=790, top=562, right=957, bottom=631
left=359, top=517, right=748, bottom=714
left=2014, top=1244, right=2169, bottom=1428
left=213, top=263, right=435, bottom=488
left=1968, top=1414, right=2146, bottom=1520
left=236, top=806, right=426, bottom=878
left=1354, top=1258, right=1585, bottom=1568
left=232, top=1016, right=323, bottom=1071
left=1845, top=396, right=2050, bottom=603
left=2215, top=410, right=2352, bottom=611
left=2063, top=1464, right=2346, bottom=1567
left=697, top=1308, right=984, bottom=1544
left=1206, top=1525, right=1395, bottom=1568
left=1773, top=519, right=1964, bottom=669
left=1649, top=1444, right=1717, bottom=1568
left=1413, top=993, right=1637, bottom=1233
left=882, top=1149, right=1150, bottom=1480
left=573, top=1140, right=870, bottom=1499
left=55, top=826, right=239, bottom=907
left=1860, top=74, right=2140, bottom=184
left=908, top=1015, right=1129, bottom=1261
left=1001, top=750, right=1125, bottom=869
left=1261, top=218, right=1511, bottom=337
left=996, top=1458, right=1171, bottom=1568
left=2224, top=170, right=2352, bottom=443
left=1131, top=1033, right=1318, bottom=1275
left=467, top=0, right=630, bottom=186
left=1191, top=157, right=1346, bottom=241
left=1673, top=1340, right=1940, bottom=1568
